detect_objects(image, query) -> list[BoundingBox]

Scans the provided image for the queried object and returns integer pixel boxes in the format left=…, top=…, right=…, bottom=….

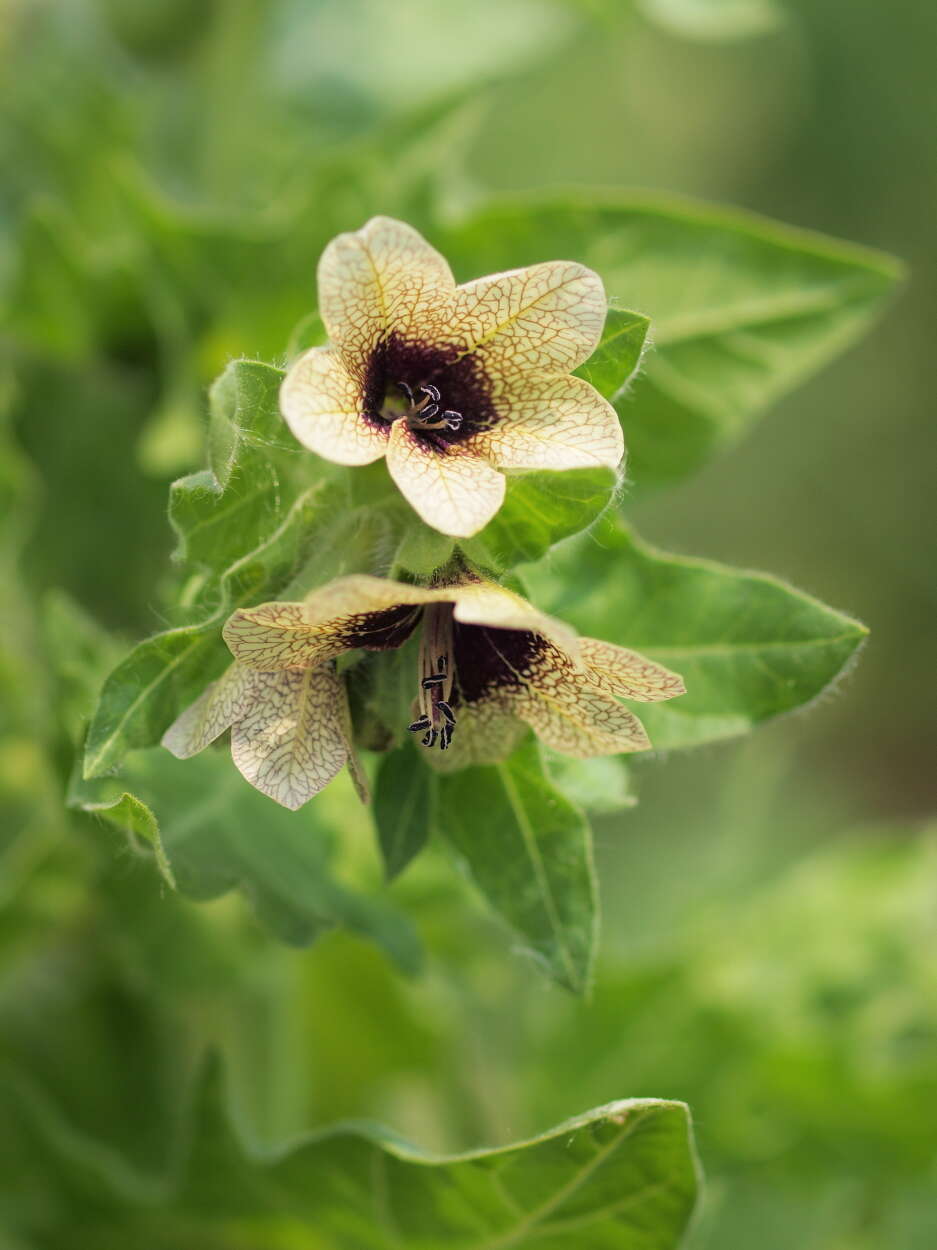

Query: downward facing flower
left=280, top=216, right=624, bottom=538
left=218, top=568, right=685, bottom=794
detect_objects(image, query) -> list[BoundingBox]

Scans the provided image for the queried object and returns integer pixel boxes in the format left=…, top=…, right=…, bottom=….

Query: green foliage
left=1, top=1047, right=698, bottom=1249
left=169, top=360, right=297, bottom=571
left=441, top=195, right=901, bottom=487
left=83, top=483, right=335, bottom=777
left=173, top=1082, right=697, bottom=1250
left=526, top=512, right=867, bottom=748
left=0, top=1, right=919, bottom=1243
left=575, top=308, right=650, bottom=398
left=436, top=738, right=597, bottom=994
left=374, top=737, right=435, bottom=880
left=468, top=466, right=619, bottom=569
left=72, top=749, right=422, bottom=971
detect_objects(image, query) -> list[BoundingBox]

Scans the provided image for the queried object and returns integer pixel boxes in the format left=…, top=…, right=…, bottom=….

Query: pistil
left=407, top=602, right=457, bottom=750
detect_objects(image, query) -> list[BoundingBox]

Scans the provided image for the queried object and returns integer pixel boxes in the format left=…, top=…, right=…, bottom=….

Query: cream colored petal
left=230, top=666, right=349, bottom=810
left=464, top=373, right=624, bottom=471
left=279, top=346, right=388, bottom=466
left=318, top=216, right=455, bottom=372
left=580, top=637, right=686, bottom=703
left=300, top=572, right=579, bottom=655
left=300, top=574, right=441, bottom=625
left=514, top=679, right=651, bottom=758
left=385, top=419, right=505, bottom=538
left=449, top=262, right=606, bottom=376
left=224, top=602, right=349, bottom=672
left=448, top=581, right=580, bottom=657
left=162, top=663, right=256, bottom=758
left=484, top=638, right=651, bottom=758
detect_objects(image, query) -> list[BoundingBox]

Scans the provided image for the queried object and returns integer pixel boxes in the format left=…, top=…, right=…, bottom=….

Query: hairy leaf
left=169, top=359, right=300, bottom=571
left=71, top=747, right=420, bottom=969
left=526, top=513, right=867, bottom=748
left=441, top=195, right=901, bottom=486
left=575, top=308, right=650, bottom=400
left=467, top=466, right=618, bottom=570
left=1, top=1052, right=698, bottom=1250
left=374, top=737, right=435, bottom=880
left=436, top=738, right=596, bottom=994
left=83, top=482, right=341, bottom=778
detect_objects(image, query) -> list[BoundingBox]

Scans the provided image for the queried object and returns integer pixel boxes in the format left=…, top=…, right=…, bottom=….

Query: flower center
left=407, top=602, right=457, bottom=750
left=392, top=380, right=463, bottom=434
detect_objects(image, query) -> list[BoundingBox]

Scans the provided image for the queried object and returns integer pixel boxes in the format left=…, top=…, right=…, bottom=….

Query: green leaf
left=182, top=1065, right=698, bottom=1250
left=374, top=738, right=435, bottom=880
left=575, top=308, right=650, bottom=400
left=526, top=513, right=868, bottom=749
left=169, top=359, right=300, bottom=572
left=3, top=1052, right=699, bottom=1250
left=83, top=481, right=340, bottom=779
left=467, top=467, right=618, bottom=570
left=70, top=747, right=421, bottom=971
left=435, top=738, right=597, bottom=994
left=544, top=753, right=637, bottom=816
left=441, top=194, right=902, bottom=487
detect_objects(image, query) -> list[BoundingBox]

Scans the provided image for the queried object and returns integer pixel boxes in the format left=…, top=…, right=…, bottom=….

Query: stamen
left=393, top=378, right=463, bottom=436
left=410, top=609, right=458, bottom=751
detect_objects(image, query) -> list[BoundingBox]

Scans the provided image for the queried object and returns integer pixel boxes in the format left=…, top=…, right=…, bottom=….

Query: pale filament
left=394, top=381, right=462, bottom=433
left=408, top=602, right=457, bottom=750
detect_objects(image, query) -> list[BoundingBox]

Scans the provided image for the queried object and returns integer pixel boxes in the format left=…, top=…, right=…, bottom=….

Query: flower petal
left=280, top=346, right=388, bottom=466
left=385, top=419, right=505, bottom=538
left=318, top=216, right=455, bottom=374
left=514, top=677, right=651, bottom=757
left=300, top=574, right=441, bottom=623
left=449, top=582, right=580, bottom=656
left=224, top=602, right=347, bottom=671
left=162, top=663, right=256, bottom=758
left=488, top=638, right=651, bottom=757
left=449, top=261, right=607, bottom=376
left=464, top=373, right=624, bottom=471
left=580, top=637, right=686, bottom=702
left=230, top=666, right=349, bottom=810
left=224, top=597, right=421, bottom=671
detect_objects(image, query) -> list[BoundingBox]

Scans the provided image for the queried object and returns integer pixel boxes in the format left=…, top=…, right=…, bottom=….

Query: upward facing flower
left=280, top=217, right=624, bottom=538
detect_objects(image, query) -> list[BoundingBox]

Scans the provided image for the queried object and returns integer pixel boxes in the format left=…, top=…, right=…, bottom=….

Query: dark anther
left=420, top=383, right=441, bottom=402
left=440, top=724, right=454, bottom=750
left=421, top=729, right=438, bottom=748
left=442, top=410, right=462, bottom=431
left=437, top=656, right=447, bottom=672
left=421, top=673, right=445, bottom=689
left=421, top=403, right=440, bottom=419
left=436, top=700, right=456, bottom=725
left=396, top=380, right=415, bottom=403
left=408, top=715, right=431, bottom=733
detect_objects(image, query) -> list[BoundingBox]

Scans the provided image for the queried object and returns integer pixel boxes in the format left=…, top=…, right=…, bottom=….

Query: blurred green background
left=1, top=1, right=935, bottom=1247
